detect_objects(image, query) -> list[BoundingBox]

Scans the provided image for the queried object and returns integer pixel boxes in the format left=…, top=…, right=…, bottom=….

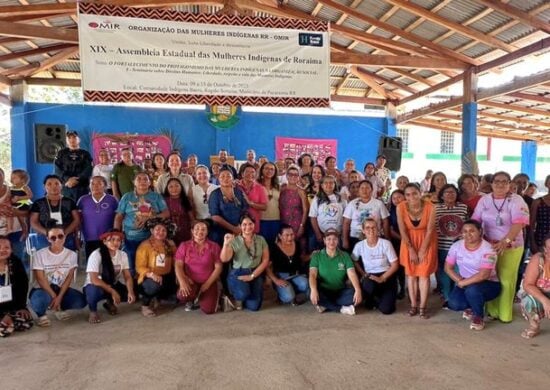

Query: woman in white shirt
left=83, top=229, right=135, bottom=324
left=29, top=222, right=86, bottom=327
left=192, top=165, right=219, bottom=220
left=352, top=218, right=399, bottom=314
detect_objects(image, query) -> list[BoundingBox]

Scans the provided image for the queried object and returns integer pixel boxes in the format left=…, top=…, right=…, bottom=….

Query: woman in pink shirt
left=445, top=220, right=501, bottom=331
left=471, top=171, right=529, bottom=323
left=175, top=220, right=222, bottom=314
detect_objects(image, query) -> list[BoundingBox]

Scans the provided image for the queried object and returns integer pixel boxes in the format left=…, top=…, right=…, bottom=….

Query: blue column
left=461, top=102, right=479, bottom=175
left=10, top=102, right=32, bottom=171
left=521, top=140, right=537, bottom=180
left=385, top=117, right=397, bottom=137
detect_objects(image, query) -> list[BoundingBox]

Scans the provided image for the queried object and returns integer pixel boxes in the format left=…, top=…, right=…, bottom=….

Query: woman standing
left=208, top=168, right=248, bottom=246
left=324, top=156, right=341, bottom=186
left=236, top=163, right=267, bottom=233
left=266, top=224, right=309, bottom=305
left=458, top=174, right=483, bottom=216
left=519, top=234, right=550, bottom=338
left=397, top=183, right=437, bottom=319
left=258, top=162, right=281, bottom=244
left=29, top=223, right=86, bottom=326
left=191, top=165, right=219, bottom=220
left=309, top=176, right=347, bottom=249
left=30, top=175, right=80, bottom=250
left=155, top=152, right=194, bottom=196
left=427, top=172, right=447, bottom=203
left=445, top=220, right=501, bottom=331
left=297, top=153, right=314, bottom=178
left=220, top=214, right=269, bottom=311
left=529, top=175, right=550, bottom=254
left=472, top=171, right=529, bottom=323
left=92, top=149, right=114, bottom=194
left=163, top=178, right=193, bottom=246
left=83, top=230, right=135, bottom=324
left=306, top=164, right=326, bottom=203
left=0, top=236, right=33, bottom=337
left=151, top=152, right=167, bottom=189
left=279, top=165, right=308, bottom=248
left=175, top=220, right=222, bottom=314
left=135, top=218, right=177, bottom=317
left=435, top=184, right=468, bottom=305
left=395, top=175, right=410, bottom=192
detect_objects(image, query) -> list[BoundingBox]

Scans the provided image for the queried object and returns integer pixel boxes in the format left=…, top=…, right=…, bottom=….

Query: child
left=10, top=169, right=32, bottom=237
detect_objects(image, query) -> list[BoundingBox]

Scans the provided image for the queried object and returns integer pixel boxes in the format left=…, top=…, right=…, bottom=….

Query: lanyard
left=1, top=264, right=9, bottom=286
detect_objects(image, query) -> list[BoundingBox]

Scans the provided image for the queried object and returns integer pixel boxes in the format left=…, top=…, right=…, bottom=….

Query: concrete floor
left=2, top=291, right=549, bottom=390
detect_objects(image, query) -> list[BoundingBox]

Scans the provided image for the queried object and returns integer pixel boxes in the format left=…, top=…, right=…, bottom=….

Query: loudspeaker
left=34, top=124, right=67, bottom=163
left=378, top=136, right=402, bottom=171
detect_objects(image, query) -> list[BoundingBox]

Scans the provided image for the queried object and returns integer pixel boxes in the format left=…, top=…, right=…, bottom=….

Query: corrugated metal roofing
left=437, top=0, right=487, bottom=25
left=507, top=0, right=548, bottom=13
left=468, top=12, right=512, bottom=35
left=495, top=23, right=537, bottom=45
left=355, top=0, right=395, bottom=20
left=409, top=20, right=452, bottom=42
left=385, top=9, right=419, bottom=30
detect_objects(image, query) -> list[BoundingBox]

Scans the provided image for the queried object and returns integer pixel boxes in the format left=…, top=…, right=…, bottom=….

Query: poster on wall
left=275, top=137, right=337, bottom=164
left=92, top=134, right=172, bottom=165
left=78, top=3, right=329, bottom=107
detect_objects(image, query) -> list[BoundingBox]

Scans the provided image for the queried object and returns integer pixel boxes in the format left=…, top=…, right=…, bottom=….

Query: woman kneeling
left=445, top=220, right=501, bottom=331
left=352, top=219, right=399, bottom=314
left=175, top=220, right=222, bottom=314
left=220, top=214, right=270, bottom=311
left=309, top=229, right=362, bottom=315
left=83, top=230, right=135, bottom=323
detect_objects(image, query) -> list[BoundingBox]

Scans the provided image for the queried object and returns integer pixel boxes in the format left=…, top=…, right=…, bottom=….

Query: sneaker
left=184, top=302, right=194, bottom=312
left=442, top=301, right=450, bottom=310
left=340, top=305, right=356, bottom=316
left=234, top=300, right=243, bottom=311
left=470, top=316, right=485, bottom=331
left=462, top=309, right=473, bottom=321
left=315, top=305, right=326, bottom=313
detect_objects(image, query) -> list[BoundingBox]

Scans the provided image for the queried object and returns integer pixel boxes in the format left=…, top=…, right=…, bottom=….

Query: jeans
left=227, top=268, right=264, bottom=311
left=139, top=274, right=176, bottom=306
left=29, top=285, right=86, bottom=316
left=123, top=239, right=142, bottom=276
left=448, top=281, right=501, bottom=318
left=84, top=283, right=128, bottom=312
left=8, top=231, right=27, bottom=272
left=274, top=273, right=309, bottom=304
left=361, top=273, right=397, bottom=315
left=317, top=286, right=355, bottom=312
left=436, top=249, right=454, bottom=302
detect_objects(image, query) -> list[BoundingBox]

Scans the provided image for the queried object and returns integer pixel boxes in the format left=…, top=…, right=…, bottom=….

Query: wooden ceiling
left=0, top=0, right=548, bottom=143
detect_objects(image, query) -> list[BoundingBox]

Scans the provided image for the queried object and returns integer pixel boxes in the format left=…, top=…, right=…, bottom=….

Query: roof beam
left=507, top=92, right=550, bottom=105
left=478, top=70, right=550, bottom=100
left=397, top=97, right=463, bottom=123
left=3, top=46, right=78, bottom=77
left=0, top=72, right=11, bottom=87
left=384, top=0, right=516, bottom=53
left=330, top=94, right=386, bottom=106
left=313, top=0, right=478, bottom=65
left=387, top=68, right=437, bottom=87
left=330, top=51, right=467, bottom=70
left=357, top=68, right=418, bottom=94
left=0, top=20, right=78, bottom=43
left=398, top=73, right=465, bottom=105
left=0, top=91, right=10, bottom=106
left=476, top=111, right=550, bottom=129
left=475, top=0, right=550, bottom=34
left=476, top=37, right=550, bottom=73
left=435, top=112, right=550, bottom=134
left=0, top=43, right=76, bottom=62
left=480, top=101, right=550, bottom=117
left=349, top=65, right=398, bottom=100
left=0, top=3, right=76, bottom=17
left=25, top=77, right=81, bottom=87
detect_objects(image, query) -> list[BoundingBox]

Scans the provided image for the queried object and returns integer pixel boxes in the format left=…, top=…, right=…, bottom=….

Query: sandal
left=0, top=320, right=15, bottom=337
left=521, top=318, right=540, bottom=339
left=141, top=306, right=156, bottom=317
left=88, top=312, right=101, bottom=324
left=419, top=307, right=430, bottom=319
left=54, top=311, right=72, bottom=321
left=103, top=302, right=118, bottom=316
left=36, top=315, right=51, bottom=327
left=407, top=306, right=418, bottom=316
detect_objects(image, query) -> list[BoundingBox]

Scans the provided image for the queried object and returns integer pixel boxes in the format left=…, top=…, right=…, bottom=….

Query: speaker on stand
left=378, top=136, right=403, bottom=171
left=34, top=124, right=67, bottom=163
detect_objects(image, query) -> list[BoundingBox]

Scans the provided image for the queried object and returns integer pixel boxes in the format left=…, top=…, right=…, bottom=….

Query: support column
left=9, top=81, right=30, bottom=171
left=521, top=140, right=537, bottom=180
left=461, top=69, right=479, bottom=175
left=384, top=102, right=397, bottom=137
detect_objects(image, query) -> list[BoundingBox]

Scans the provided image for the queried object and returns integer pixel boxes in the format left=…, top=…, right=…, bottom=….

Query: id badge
left=495, top=215, right=503, bottom=227
left=155, top=254, right=166, bottom=267
left=50, top=211, right=63, bottom=225
left=0, top=285, right=12, bottom=303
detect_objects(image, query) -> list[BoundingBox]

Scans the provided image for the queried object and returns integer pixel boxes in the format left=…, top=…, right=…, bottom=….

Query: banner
left=92, top=134, right=172, bottom=165
left=275, top=137, right=337, bottom=164
left=78, top=3, right=330, bottom=107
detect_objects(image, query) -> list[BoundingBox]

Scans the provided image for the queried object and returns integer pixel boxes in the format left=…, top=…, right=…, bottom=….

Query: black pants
left=361, top=272, right=397, bottom=315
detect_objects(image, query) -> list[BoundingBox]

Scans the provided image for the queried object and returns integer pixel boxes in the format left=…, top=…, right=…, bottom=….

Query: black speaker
left=34, top=124, right=67, bottom=163
left=378, top=136, right=402, bottom=171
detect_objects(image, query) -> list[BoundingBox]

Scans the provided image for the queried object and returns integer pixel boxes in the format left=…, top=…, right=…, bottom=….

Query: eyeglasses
left=48, top=234, right=65, bottom=241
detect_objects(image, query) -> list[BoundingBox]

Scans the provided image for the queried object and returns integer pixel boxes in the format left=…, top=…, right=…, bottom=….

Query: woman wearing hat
left=83, top=229, right=135, bottom=324
left=135, top=218, right=177, bottom=317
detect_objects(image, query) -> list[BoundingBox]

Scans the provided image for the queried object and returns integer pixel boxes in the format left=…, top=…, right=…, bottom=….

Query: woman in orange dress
left=397, top=183, right=437, bottom=319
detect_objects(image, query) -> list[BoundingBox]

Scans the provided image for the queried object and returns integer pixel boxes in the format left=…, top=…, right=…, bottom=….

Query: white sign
left=78, top=6, right=330, bottom=106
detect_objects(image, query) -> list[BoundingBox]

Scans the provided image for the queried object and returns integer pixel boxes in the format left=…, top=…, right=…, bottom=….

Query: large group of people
left=0, top=131, right=549, bottom=340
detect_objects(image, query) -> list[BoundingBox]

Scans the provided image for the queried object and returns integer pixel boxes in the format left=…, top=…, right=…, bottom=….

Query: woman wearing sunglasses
left=191, top=165, right=218, bottom=220
left=29, top=220, right=86, bottom=327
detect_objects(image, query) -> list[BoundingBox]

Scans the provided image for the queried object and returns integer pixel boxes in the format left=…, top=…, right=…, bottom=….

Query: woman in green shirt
left=220, top=214, right=270, bottom=311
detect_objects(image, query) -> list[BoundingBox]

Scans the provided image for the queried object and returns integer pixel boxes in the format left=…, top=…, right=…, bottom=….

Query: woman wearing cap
left=445, top=220, right=500, bottom=331
left=83, top=229, right=135, bottom=324
left=135, top=218, right=177, bottom=317
left=191, top=165, right=219, bottom=220
left=175, top=220, right=222, bottom=314
left=29, top=221, right=86, bottom=327
left=220, top=214, right=269, bottom=311
left=309, top=229, right=362, bottom=315
left=352, top=218, right=399, bottom=314
left=472, top=171, right=529, bottom=322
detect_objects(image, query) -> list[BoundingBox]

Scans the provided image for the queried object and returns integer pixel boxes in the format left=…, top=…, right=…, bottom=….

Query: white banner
left=78, top=4, right=330, bottom=106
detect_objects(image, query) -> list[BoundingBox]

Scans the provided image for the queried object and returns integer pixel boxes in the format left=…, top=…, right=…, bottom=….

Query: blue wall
left=11, top=102, right=387, bottom=195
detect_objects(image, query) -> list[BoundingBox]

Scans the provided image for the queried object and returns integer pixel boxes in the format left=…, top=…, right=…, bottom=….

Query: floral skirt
left=520, top=290, right=550, bottom=322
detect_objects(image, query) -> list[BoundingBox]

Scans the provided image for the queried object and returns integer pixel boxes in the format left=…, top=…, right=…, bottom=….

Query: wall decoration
left=275, top=136, right=337, bottom=164
left=92, top=133, right=172, bottom=164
